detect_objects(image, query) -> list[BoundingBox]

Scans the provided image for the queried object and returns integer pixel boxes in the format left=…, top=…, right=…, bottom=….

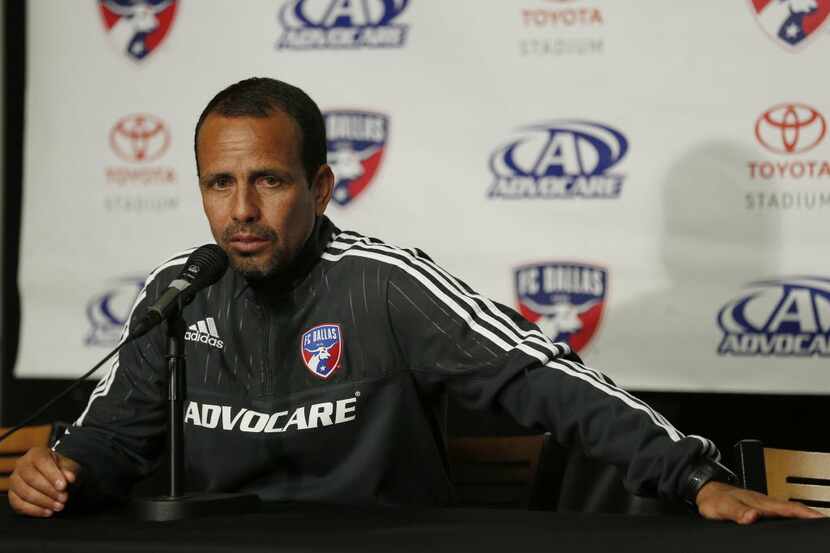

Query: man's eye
left=211, top=177, right=233, bottom=190
left=260, top=175, right=284, bottom=187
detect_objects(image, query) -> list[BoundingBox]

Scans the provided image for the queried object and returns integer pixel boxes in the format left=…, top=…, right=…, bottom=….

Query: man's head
left=194, top=77, right=333, bottom=281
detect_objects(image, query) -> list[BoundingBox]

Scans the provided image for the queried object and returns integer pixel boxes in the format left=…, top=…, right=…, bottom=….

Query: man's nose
left=231, top=184, right=260, bottom=222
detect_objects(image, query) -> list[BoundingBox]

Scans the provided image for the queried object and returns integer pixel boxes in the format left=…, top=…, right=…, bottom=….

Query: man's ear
left=312, top=164, right=334, bottom=215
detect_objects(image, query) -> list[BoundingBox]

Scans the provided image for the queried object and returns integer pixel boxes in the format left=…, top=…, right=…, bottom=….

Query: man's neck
left=244, top=215, right=333, bottom=299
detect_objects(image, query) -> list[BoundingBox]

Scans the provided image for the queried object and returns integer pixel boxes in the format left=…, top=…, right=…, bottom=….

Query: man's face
left=196, top=112, right=332, bottom=280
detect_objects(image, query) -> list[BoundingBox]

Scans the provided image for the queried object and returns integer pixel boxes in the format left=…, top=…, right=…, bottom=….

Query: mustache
left=221, top=222, right=278, bottom=242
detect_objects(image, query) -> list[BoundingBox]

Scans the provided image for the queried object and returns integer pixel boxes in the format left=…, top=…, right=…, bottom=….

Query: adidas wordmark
left=185, top=317, right=224, bottom=350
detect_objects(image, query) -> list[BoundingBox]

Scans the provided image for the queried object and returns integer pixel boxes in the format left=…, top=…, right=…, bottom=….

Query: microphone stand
left=130, top=306, right=260, bottom=521
left=167, top=311, right=186, bottom=499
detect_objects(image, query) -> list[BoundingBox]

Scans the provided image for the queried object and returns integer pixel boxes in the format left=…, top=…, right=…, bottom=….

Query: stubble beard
left=229, top=252, right=281, bottom=281
left=220, top=222, right=282, bottom=281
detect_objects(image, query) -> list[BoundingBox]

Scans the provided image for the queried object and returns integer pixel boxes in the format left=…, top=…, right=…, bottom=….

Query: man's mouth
left=228, top=234, right=270, bottom=254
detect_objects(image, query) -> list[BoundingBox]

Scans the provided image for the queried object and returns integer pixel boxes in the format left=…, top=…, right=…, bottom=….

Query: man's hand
left=696, top=481, right=824, bottom=524
left=8, top=446, right=81, bottom=518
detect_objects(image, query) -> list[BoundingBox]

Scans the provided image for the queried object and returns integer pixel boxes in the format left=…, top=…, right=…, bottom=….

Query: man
left=8, top=78, right=822, bottom=523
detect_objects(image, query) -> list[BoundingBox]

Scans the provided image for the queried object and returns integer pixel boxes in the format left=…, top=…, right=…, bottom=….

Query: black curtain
left=2, top=2, right=97, bottom=427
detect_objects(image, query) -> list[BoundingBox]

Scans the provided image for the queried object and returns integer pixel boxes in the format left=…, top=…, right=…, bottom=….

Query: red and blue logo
left=515, top=262, right=607, bottom=353
left=750, top=0, right=830, bottom=50
left=489, top=121, right=628, bottom=199
left=98, top=0, right=178, bottom=61
left=301, top=323, right=343, bottom=379
left=325, top=110, right=389, bottom=206
left=718, top=277, right=830, bottom=356
left=277, top=0, right=410, bottom=49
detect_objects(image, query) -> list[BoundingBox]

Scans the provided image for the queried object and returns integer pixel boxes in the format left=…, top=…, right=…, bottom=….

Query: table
left=1, top=500, right=828, bottom=553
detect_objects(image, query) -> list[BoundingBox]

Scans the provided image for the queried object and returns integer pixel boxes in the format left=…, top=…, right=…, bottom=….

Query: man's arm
left=8, top=252, right=192, bottom=516
left=49, top=332, right=169, bottom=510
left=383, top=254, right=822, bottom=523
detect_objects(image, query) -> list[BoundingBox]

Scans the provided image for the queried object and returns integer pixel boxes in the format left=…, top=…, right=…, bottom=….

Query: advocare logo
left=755, top=103, right=827, bottom=155
left=717, top=277, right=830, bottom=357
left=109, top=113, right=171, bottom=163
left=276, top=0, right=410, bottom=50
left=85, top=275, right=145, bottom=347
left=488, top=120, right=628, bottom=199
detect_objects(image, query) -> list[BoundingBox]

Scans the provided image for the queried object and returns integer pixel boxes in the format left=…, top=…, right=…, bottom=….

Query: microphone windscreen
left=180, top=244, right=229, bottom=291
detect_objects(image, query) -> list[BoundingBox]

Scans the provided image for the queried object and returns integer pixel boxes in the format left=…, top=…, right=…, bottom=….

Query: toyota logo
left=109, top=113, right=171, bottom=163
left=755, top=103, right=827, bottom=155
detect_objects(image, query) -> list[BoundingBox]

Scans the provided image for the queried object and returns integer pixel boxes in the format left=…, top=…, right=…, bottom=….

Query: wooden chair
left=447, top=433, right=561, bottom=510
left=0, top=424, right=66, bottom=492
left=734, top=439, right=830, bottom=515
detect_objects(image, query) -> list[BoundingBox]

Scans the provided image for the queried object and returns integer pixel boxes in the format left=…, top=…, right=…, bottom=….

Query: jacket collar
left=232, top=215, right=336, bottom=301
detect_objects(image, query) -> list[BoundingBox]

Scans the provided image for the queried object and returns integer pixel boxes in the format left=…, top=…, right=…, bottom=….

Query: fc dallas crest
left=98, top=0, right=178, bottom=61
left=515, top=262, right=608, bottom=353
left=324, top=110, right=389, bottom=206
left=750, top=0, right=830, bottom=50
left=300, top=324, right=343, bottom=379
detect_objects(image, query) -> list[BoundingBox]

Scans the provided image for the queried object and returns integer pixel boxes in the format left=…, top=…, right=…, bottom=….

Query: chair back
left=735, top=439, right=830, bottom=515
left=449, top=433, right=685, bottom=514
left=448, top=434, right=556, bottom=509
left=0, top=425, right=56, bottom=492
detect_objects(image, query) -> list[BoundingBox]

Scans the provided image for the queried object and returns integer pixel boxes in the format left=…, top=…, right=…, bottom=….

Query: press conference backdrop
left=16, top=1, right=830, bottom=393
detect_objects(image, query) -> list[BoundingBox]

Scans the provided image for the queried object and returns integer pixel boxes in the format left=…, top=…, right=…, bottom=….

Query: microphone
left=0, top=245, right=228, bottom=446
left=130, top=244, right=229, bottom=338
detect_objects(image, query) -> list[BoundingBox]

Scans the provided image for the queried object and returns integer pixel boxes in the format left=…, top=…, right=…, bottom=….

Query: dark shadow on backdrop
left=448, top=140, right=830, bottom=511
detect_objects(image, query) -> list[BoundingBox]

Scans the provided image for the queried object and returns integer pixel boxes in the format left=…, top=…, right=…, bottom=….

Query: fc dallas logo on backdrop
left=515, top=262, right=607, bottom=353
left=324, top=110, right=389, bottom=206
left=300, top=324, right=343, bottom=379
left=98, top=0, right=178, bottom=61
left=749, top=0, right=830, bottom=50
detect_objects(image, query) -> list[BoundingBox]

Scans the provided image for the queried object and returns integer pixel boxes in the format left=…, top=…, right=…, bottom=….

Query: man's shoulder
left=320, top=227, right=449, bottom=298
left=323, top=228, right=435, bottom=268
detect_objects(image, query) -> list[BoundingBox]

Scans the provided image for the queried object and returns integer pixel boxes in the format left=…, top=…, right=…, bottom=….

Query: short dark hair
left=194, top=77, right=327, bottom=182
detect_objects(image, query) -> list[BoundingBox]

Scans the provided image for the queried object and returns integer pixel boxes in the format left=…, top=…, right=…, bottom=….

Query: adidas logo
left=185, top=317, right=224, bottom=350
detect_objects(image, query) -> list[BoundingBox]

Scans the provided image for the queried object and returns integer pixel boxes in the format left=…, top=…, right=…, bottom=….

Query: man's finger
left=33, top=451, right=68, bottom=491
left=12, top=466, right=66, bottom=503
left=8, top=489, right=54, bottom=518
left=8, top=477, right=64, bottom=513
left=60, top=468, right=77, bottom=484
left=737, top=508, right=760, bottom=525
left=56, top=454, right=81, bottom=483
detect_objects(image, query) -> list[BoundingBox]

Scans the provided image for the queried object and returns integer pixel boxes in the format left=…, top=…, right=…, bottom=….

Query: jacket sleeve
left=384, top=251, right=720, bottom=501
left=52, top=255, right=189, bottom=507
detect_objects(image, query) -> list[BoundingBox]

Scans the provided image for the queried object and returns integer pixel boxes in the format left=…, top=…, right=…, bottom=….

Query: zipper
left=263, top=308, right=273, bottom=395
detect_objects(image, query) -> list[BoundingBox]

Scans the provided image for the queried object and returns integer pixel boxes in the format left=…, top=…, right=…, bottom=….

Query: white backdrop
left=17, top=0, right=830, bottom=393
